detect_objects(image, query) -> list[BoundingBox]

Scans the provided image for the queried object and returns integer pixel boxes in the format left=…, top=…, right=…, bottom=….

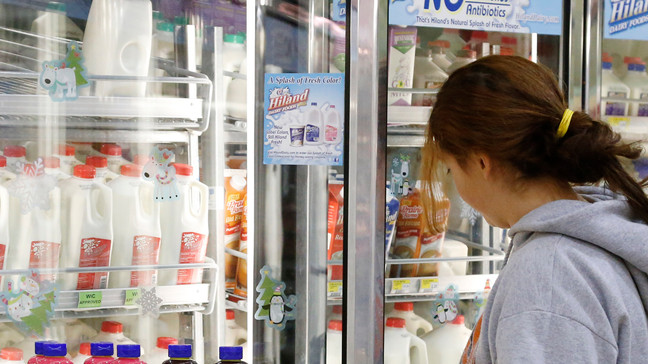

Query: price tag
left=419, top=277, right=439, bottom=293
left=78, top=291, right=102, bottom=308
left=391, top=279, right=411, bottom=294
left=607, top=116, right=630, bottom=127
left=125, top=289, right=140, bottom=306
left=328, top=281, right=343, bottom=297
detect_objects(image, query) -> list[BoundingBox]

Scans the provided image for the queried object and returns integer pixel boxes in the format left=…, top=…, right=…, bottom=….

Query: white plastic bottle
left=446, top=50, right=476, bottom=74
left=225, top=310, right=247, bottom=347
left=151, top=21, right=176, bottom=97
left=63, top=319, right=97, bottom=357
left=145, top=337, right=177, bottom=364
left=601, top=54, right=630, bottom=117
left=71, top=343, right=90, bottom=364
left=59, top=165, right=113, bottom=291
left=86, top=156, right=119, bottom=184
left=29, top=2, right=84, bottom=65
left=422, top=315, right=472, bottom=364
left=438, top=238, right=468, bottom=276
left=389, top=302, right=433, bottom=337
left=622, top=59, right=648, bottom=117
left=427, top=41, right=452, bottom=72
left=108, top=164, right=161, bottom=288
left=54, top=145, right=82, bottom=176
left=158, top=163, right=209, bottom=285
left=82, top=0, right=152, bottom=97
left=226, top=57, right=247, bottom=119
left=223, top=34, right=246, bottom=83
left=92, top=321, right=138, bottom=349
left=0, top=156, right=16, bottom=184
left=303, top=102, right=323, bottom=145
left=0, top=347, right=24, bottom=364
left=323, top=105, right=342, bottom=144
left=326, top=320, right=342, bottom=364
left=413, top=48, right=448, bottom=106
left=384, top=318, right=428, bottom=364
left=4, top=146, right=27, bottom=175
left=43, top=157, right=70, bottom=181
left=99, top=144, right=129, bottom=174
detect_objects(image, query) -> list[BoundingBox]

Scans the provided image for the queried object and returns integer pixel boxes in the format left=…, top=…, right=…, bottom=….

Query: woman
left=421, top=55, right=648, bottom=363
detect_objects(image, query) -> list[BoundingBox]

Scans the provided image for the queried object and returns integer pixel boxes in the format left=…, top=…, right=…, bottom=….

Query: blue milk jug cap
left=224, top=34, right=245, bottom=44
left=219, top=347, right=243, bottom=360
left=157, top=22, right=175, bottom=33
left=34, top=341, right=48, bottom=356
left=46, top=2, right=66, bottom=12
left=602, top=62, right=612, bottom=70
left=43, top=343, right=67, bottom=357
left=91, top=342, right=114, bottom=357
left=116, top=345, right=140, bottom=358
left=168, top=345, right=192, bottom=358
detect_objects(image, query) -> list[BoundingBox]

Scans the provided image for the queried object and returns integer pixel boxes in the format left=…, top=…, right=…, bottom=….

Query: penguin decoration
left=254, top=265, right=297, bottom=330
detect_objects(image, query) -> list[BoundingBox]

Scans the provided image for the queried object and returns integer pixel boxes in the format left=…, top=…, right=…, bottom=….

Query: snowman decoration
left=2, top=276, right=40, bottom=321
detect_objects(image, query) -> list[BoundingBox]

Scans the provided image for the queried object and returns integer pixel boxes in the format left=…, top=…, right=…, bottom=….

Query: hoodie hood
left=509, top=185, right=648, bottom=273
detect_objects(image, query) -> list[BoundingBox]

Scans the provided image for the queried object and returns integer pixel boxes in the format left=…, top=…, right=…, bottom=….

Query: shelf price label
left=328, top=281, right=343, bottom=297
left=78, top=291, right=102, bottom=308
left=391, top=279, right=412, bottom=294
left=419, top=278, right=439, bottom=293
left=125, top=289, right=140, bottom=306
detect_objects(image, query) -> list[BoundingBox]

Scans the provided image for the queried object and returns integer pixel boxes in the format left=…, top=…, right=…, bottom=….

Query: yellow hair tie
left=556, top=109, right=574, bottom=138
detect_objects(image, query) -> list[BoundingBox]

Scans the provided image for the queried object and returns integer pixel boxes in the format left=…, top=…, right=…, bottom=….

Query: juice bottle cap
left=394, top=302, right=414, bottom=312
left=229, top=175, right=247, bottom=191
left=451, top=315, right=465, bottom=325
left=501, top=36, right=517, bottom=45
left=0, top=155, right=5, bottom=167
left=79, top=343, right=91, bottom=356
left=428, top=40, right=450, bottom=49
left=57, top=144, right=75, bottom=156
left=73, top=165, right=95, bottom=179
left=328, top=320, right=343, bottom=331
left=90, top=342, right=114, bottom=357
left=86, top=156, right=108, bottom=168
left=156, top=337, right=178, bottom=350
left=471, top=30, right=488, bottom=40
left=120, top=164, right=142, bottom=177
left=116, top=345, right=140, bottom=358
left=332, top=305, right=342, bottom=314
left=132, top=154, right=150, bottom=166
left=385, top=317, right=406, bottom=328
left=46, top=2, right=66, bottom=12
left=500, top=47, right=514, bottom=56
left=4, top=145, right=25, bottom=158
left=224, top=34, right=245, bottom=44
left=101, top=320, right=124, bottom=334
left=34, top=341, right=48, bottom=356
left=173, top=163, right=193, bottom=177
left=219, top=347, right=243, bottom=360
left=226, top=309, right=235, bottom=320
left=43, top=343, right=67, bottom=357
left=0, top=348, right=23, bottom=361
left=43, top=156, right=60, bottom=169
left=168, top=345, right=192, bottom=359
left=100, top=144, right=122, bottom=157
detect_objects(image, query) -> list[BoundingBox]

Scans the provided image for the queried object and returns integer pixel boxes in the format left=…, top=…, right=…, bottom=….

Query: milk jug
left=323, top=105, right=341, bottom=144
left=330, top=305, right=343, bottom=321
left=427, top=41, right=452, bottom=72
left=389, top=302, right=433, bottom=337
left=303, top=102, right=323, bottom=145
left=0, top=156, right=16, bottom=184
left=437, top=28, right=465, bottom=56
left=158, top=163, right=209, bottom=285
left=54, top=145, right=82, bottom=176
left=59, top=165, right=113, bottom=291
left=82, top=0, right=152, bottom=97
left=413, top=48, right=448, bottom=106
left=601, top=54, right=630, bottom=117
left=0, top=348, right=24, bottom=364
left=146, top=337, right=177, bottom=364
left=326, top=320, right=342, bottom=364
left=99, top=145, right=129, bottom=175
left=226, top=58, right=247, bottom=119
left=151, top=21, right=175, bottom=96
left=222, top=34, right=246, bottom=91
left=92, top=322, right=138, bottom=349
left=622, top=59, right=648, bottom=116
left=422, top=315, right=472, bottom=364
left=29, top=2, right=84, bottom=65
left=438, top=238, right=468, bottom=276
left=108, top=164, right=161, bottom=288
left=0, top=323, right=24, bottom=350
left=446, top=50, right=476, bottom=75
left=0, top=184, right=8, bottom=278
left=86, top=156, right=119, bottom=184
left=225, top=310, right=247, bottom=347
left=43, top=157, right=70, bottom=181
left=71, top=344, right=90, bottom=364
left=384, top=318, right=428, bottom=364
left=4, top=146, right=27, bottom=174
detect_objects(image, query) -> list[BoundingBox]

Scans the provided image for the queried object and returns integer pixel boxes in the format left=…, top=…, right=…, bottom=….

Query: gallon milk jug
left=54, top=145, right=82, bottom=176
left=158, top=163, right=209, bottom=285
left=0, top=156, right=16, bottom=184
left=330, top=305, right=342, bottom=321
left=146, top=337, right=177, bottom=364
left=225, top=310, right=247, bottom=347
left=326, top=320, right=342, bottom=364
left=43, top=157, right=70, bottom=181
left=6, top=171, right=61, bottom=283
left=63, top=319, right=97, bottom=357
left=92, top=322, right=138, bottom=349
left=446, top=50, right=476, bottom=74
left=389, top=302, right=433, bottom=337
left=428, top=41, right=452, bottom=72
left=29, top=2, right=84, bottom=65
left=384, top=318, right=428, bottom=364
left=622, top=59, right=648, bottom=117
left=150, top=21, right=176, bottom=97
left=303, top=102, right=323, bottom=145
left=39, top=343, right=71, bottom=364
left=422, top=315, right=472, bottom=364
left=109, top=164, right=161, bottom=288
left=59, top=165, right=113, bottom=291
left=226, top=58, right=247, bottom=119
left=4, top=146, right=27, bottom=174
left=86, top=156, right=119, bottom=184
left=71, top=344, right=90, bottom=364
left=412, top=48, right=448, bottom=106
left=601, top=54, right=630, bottom=117
left=99, top=145, right=129, bottom=175
left=84, top=343, right=114, bottom=364
left=438, top=238, right=468, bottom=276
left=0, top=348, right=24, bottom=364
left=323, top=105, right=341, bottom=144
left=222, top=34, right=246, bottom=89
left=0, top=323, right=24, bottom=350
left=83, top=0, right=152, bottom=97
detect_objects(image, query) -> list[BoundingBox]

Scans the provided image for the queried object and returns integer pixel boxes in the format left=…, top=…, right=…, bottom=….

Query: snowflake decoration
left=460, top=198, right=481, bottom=226
left=135, top=287, right=163, bottom=318
left=7, top=159, right=57, bottom=214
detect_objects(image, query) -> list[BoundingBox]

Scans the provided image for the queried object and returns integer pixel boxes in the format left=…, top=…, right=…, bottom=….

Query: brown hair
left=421, top=55, right=648, bottom=228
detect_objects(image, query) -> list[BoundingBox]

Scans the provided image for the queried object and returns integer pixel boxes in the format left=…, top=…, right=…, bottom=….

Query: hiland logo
left=423, top=0, right=464, bottom=13
left=610, top=0, right=648, bottom=23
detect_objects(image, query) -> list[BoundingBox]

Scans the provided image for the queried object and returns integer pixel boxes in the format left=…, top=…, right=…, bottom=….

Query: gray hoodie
left=475, top=186, right=648, bottom=363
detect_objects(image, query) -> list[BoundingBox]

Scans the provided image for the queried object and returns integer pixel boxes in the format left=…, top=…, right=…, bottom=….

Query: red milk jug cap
left=0, top=155, right=5, bottom=167
left=0, top=348, right=23, bottom=361
left=86, top=156, right=108, bottom=168
left=501, top=36, right=517, bottom=45
left=394, top=302, right=414, bottom=312
left=132, top=154, right=150, bottom=166
left=156, top=337, right=178, bottom=350
left=58, top=144, right=75, bottom=156
left=73, top=165, right=96, bottom=179
left=101, top=320, right=123, bottom=334
left=3, top=145, right=25, bottom=158
left=172, top=163, right=193, bottom=176
left=79, top=343, right=91, bottom=356
left=120, top=164, right=142, bottom=177
left=332, top=305, right=343, bottom=314
left=328, top=320, right=343, bottom=331
left=43, top=156, right=60, bottom=169
left=386, top=317, right=406, bottom=328
left=472, top=31, right=488, bottom=40
left=226, top=309, right=235, bottom=320
left=100, top=144, right=122, bottom=156
left=451, top=315, right=465, bottom=325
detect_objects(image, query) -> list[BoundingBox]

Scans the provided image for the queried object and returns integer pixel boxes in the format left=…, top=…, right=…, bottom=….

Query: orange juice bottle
left=390, top=186, right=424, bottom=277
left=417, top=182, right=451, bottom=276
left=233, top=194, right=248, bottom=297
left=224, top=170, right=247, bottom=289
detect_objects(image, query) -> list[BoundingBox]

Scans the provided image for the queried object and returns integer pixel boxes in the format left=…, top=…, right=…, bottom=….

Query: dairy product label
left=177, top=232, right=208, bottom=284
left=422, top=80, right=443, bottom=106
left=77, top=238, right=112, bottom=290
left=604, top=0, right=648, bottom=40
left=0, top=244, right=5, bottom=269
left=605, top=91, right=628, bottom=116
left=130, top=235, right=161, bottom=287
left=390, top=0, right=563, bottom=35
left=29, top=241, right=61, bottom=281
